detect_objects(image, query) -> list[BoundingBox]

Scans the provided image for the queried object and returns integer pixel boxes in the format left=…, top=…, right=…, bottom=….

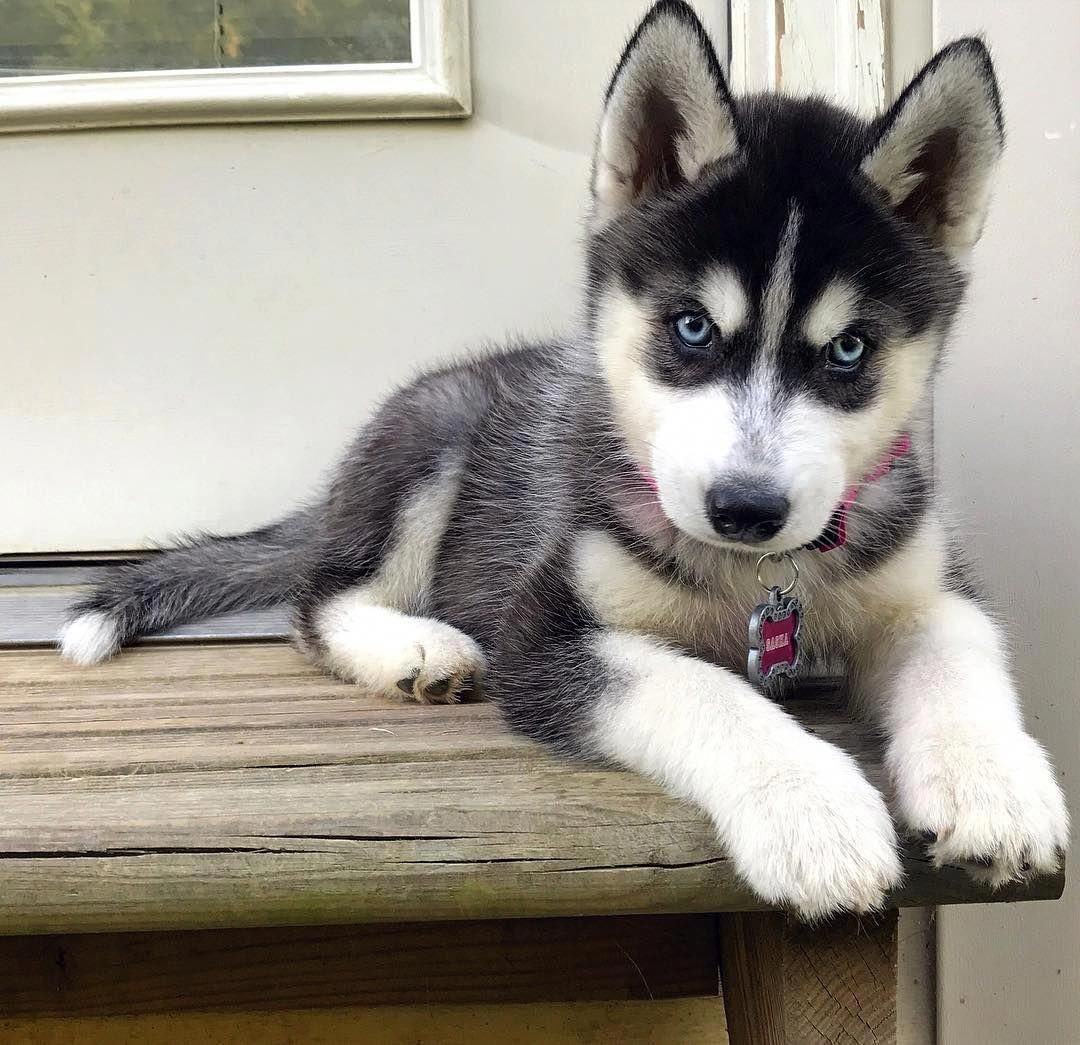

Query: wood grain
left=785, top=913, right=898, bottom=1044
left=0, top=643, right=1065, bottom=935
left=0, top=998, right=731, bottom=1045
left=0, top=915, right=718, bottom=1018
left=718, top=913, right=786, bottom=1045
left=718, top=911, right=897, bottom=1045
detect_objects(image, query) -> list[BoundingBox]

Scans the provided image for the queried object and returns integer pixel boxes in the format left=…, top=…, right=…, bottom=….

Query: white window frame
left=0, top=0, right=470, bottom=134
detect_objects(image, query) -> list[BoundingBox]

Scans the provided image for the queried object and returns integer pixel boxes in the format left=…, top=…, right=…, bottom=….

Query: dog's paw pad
left=316, top=598, right=486, bottom=704
left=393, top=624, right=485, bottom=705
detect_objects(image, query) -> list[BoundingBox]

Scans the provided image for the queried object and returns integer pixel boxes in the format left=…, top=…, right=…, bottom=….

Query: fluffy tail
left=58, top=512, right=311, bottom=665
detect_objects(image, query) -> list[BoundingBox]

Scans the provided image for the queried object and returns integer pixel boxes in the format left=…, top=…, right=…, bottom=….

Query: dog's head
left=587, top=0, right=1002, bottom=552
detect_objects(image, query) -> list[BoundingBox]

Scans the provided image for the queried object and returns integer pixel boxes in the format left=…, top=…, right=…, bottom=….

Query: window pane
left=0, top=0, right=411, bottom=76
left=0, top=2, right=217, bottom=74
left=220, top=0, right=412, bottom=67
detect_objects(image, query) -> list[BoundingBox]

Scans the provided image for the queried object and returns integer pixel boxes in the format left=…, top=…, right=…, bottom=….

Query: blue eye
left=824, top=332, right=867, bottom=371
left=672, top=312, right=715, bottom=351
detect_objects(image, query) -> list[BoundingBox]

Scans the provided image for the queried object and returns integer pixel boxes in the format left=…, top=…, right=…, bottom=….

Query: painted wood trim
left=0, top=0, right=470, bottom=133
left=0, top=564, right=290, bottom=645
left=729, top=0, right=887, bottom=114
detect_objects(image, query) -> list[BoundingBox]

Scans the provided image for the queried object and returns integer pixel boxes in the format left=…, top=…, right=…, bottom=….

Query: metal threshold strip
left=0, top=556, right=290, bottom=648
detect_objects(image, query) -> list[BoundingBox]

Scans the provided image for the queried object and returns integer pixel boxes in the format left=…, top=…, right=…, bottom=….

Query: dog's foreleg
left=854, top=590, right=1068, bottom=885
left=495, top=624, right=901, bottom=920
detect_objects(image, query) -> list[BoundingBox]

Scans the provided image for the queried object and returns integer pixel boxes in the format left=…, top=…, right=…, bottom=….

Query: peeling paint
left=730, top=0, right=886, bottom=114
left=775, top=0, right=786, bottom=88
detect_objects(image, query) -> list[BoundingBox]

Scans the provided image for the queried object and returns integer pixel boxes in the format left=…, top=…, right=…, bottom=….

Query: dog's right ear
left=591, top=1, right=739, bottom=225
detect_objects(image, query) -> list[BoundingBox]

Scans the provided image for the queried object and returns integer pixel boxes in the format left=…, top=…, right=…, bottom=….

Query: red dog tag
left=748, top=587, right=801, bottom=688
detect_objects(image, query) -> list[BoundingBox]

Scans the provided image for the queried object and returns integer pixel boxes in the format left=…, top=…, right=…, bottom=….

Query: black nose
left=706, top=483, right=790, bottom=543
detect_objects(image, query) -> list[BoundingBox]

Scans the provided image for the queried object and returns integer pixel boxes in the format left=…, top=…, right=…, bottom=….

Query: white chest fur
left=572, top=530, right=763, bottom=668
left=571, top=525, right=945, bottom=671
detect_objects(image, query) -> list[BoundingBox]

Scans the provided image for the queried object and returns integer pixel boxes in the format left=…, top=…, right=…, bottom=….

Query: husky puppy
left=61, top=0, right=1067, bottom=919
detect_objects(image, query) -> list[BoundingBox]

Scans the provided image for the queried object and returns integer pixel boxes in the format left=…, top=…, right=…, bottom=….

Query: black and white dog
left=61, top=1, right=1067, bottom=919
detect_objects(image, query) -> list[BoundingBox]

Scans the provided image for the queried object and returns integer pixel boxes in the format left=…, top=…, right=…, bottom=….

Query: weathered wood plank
left=0, top=644, right=1065, bottom=935
left=0, top=915, right=718, bottom=1017
left=0, top=998, right=731, bottom=1045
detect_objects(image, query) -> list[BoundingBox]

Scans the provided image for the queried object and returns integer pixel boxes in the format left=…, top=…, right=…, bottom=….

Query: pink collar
left=812, top=433, right=911, bottom=552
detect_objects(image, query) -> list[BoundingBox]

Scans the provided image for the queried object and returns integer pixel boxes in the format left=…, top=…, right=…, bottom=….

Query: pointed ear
left=591, top=0, right=739, bottom=224
left=862, top=38, right=1004, bottom=257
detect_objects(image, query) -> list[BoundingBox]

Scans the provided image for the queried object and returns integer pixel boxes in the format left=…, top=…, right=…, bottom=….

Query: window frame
left=0, top=0, right=470, bottom=134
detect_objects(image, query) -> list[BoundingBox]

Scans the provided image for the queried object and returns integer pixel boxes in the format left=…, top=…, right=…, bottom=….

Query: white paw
left=889, top=725, right=1068, bottom=887
left=724, top=736, right=903, bottom=921
left=316, top=595, right=485, bottom=704
left=58, top=611, right=120, bottom=666
left=385, top=619, right=486, bottom=705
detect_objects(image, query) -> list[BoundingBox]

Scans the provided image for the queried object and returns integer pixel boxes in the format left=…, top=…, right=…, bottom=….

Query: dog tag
left=747, top=549, right=806, bottom=693
left=748, top=585, right=802, bottom=689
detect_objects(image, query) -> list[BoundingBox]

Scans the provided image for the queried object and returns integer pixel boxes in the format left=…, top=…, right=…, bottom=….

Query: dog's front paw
left=726, top=737, right=903, bottom=921
left=390, top=621, right=486, bottom=705
left=890, top=725, right=1068, bottom=887
left=315, top=596, right=486, bottom=704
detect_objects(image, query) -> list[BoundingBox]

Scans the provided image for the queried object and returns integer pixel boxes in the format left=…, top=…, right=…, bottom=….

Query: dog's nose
left=705, top=483, right=790, bottom=543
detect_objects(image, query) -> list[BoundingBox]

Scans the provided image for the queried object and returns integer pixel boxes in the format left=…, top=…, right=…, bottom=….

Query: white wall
left=932, top=2, right=1080, bottom=1043
left=2, top=1, right=731, bottom=553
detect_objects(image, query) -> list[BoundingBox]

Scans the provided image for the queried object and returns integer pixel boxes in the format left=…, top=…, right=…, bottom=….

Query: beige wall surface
left=3, top=1, right=724, bottom=553
left=932, top=2, right=1080, bottom=1043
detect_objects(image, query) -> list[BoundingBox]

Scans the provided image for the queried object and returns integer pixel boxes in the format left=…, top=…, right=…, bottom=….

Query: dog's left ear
left=862, top=38, right=1004, bottom=257
left=591, top=0, right=739, bottom=225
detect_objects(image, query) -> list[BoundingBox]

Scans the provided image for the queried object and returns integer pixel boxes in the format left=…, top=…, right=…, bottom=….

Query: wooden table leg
left=718, top=910, right=899, bottom=1045
left=718, top=912, right=787, bottom=1044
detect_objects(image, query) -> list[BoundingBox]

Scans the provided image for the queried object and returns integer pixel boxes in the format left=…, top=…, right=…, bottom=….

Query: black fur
left=589, top=93, right=965, bottom=413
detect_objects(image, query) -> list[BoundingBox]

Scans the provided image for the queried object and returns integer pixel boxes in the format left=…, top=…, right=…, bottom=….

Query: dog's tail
left=58, top=511, right=312, bottom=665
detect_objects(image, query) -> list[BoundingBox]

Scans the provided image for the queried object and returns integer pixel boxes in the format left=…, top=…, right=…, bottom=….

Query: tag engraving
left=748, top=588, right=802, bottom=688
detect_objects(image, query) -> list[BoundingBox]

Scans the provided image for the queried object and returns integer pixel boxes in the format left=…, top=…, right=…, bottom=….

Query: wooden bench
left=0, top=642, right=1064, bottom=1042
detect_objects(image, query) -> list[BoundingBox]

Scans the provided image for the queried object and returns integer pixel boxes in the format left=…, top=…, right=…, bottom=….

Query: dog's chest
left=572, top=530, right=770, bottom=668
